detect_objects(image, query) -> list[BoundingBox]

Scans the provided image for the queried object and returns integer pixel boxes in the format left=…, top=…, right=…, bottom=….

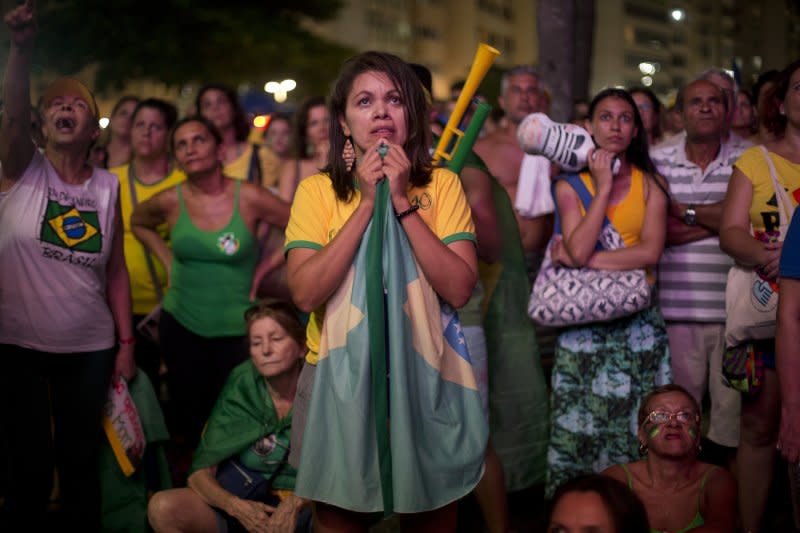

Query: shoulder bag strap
left=759, top=145, right=795, bottom=240
left=128, top=164, right=164, bottom=302
left=247, top=144, right=262, bottom=185
left=553, top=173, right=612, bottom=251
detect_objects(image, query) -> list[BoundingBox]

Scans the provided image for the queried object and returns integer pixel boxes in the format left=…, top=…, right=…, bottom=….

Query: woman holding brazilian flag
left=284, top=51, right=488, bottom=531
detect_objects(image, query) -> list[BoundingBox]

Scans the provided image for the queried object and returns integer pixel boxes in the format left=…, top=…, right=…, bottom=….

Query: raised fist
left=4, top=0, right=36, bottom=47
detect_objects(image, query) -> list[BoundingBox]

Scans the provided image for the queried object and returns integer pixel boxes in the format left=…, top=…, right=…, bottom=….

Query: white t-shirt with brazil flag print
left=0, top=150, right=118, bottom=352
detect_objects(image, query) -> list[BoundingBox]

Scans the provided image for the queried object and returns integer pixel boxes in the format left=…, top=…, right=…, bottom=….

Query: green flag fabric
left=479, top=178, right=550, bottom=490
left=445, top=140, right=550, bottom=490
left=192, top=361, right=296, bottom=491
left=294, top=182, right=488, bottom=513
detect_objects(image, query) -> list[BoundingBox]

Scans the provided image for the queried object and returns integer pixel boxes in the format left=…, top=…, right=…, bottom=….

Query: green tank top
left=621, top=463, right=716, bottom=533
left=164, top=180, right=257, bottom=337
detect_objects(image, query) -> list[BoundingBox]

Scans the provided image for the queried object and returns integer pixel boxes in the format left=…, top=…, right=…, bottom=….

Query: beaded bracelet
left=396, top=204, right=420, bottom=220
left=119, top=337, right=136, bottom=345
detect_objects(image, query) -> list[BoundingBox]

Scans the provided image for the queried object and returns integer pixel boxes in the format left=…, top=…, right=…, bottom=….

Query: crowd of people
left=2, top=1, right=800, bottom=532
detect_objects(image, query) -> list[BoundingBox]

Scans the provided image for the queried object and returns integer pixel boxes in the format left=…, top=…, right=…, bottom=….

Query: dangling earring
left=639, top=441, right=648, bottom=455
left=343, top=137, right=356, bottom=172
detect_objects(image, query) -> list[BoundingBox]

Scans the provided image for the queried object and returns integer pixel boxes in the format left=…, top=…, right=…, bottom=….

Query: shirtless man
left=475, top=66, right=552, bottom=257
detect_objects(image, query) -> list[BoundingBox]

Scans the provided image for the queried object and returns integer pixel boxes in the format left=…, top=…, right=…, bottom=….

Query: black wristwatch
left=684, top=204, right=697, bottom=226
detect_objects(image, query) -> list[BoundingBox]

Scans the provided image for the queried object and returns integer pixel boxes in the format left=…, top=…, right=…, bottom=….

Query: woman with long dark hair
left=197, top=83, right=279, bottom=187
left=548, top=474, right=650, bottom=533
left=277, top=95, right=330, bottom=202
left=630, top=87, right=663, bottom=148
left=284, top=51, right=486, bottom=532
left=545, top=88, right=670, bottom=496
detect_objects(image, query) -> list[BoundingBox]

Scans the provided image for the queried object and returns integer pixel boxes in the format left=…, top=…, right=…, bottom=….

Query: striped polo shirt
left=652, top=134, right=750, bottom=322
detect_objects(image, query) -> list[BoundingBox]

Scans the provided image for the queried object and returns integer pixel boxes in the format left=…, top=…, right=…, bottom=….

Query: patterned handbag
left=528, top=175, right=652, bottom=327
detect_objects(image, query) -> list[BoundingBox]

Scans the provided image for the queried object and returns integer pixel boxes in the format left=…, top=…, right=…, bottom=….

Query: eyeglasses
left=646, top=410, right=699, bottom=425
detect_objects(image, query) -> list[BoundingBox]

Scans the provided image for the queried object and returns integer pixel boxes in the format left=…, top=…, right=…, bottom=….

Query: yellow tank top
left=578, top=166, right=646, bottom=248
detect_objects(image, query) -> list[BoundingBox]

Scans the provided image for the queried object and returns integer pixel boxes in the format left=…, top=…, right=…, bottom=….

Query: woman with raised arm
left=284, top=51, right=486, bottom=532
left=130, top=116, right=290, bottom=479
left=545, top=88, right=670, bottom=497
left=0, top=2, right=135, bottom=530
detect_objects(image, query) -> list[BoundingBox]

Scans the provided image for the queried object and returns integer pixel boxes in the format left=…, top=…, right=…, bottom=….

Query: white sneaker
left=517, top=112, right=618, bottom=174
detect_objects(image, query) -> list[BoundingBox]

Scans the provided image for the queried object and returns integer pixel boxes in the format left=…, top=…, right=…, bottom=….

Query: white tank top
left=0, top=150, right=118, bottom=352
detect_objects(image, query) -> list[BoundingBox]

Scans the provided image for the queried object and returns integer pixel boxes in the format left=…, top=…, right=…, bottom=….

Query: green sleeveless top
left=621, top=463, right=717, bottom=533
left=163, top=180, right=257, bottom=337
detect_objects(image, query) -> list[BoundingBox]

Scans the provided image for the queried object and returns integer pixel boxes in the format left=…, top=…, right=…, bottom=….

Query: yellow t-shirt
left=224, top=143, right=281, bottom=189
left=284, top=168, right=476, bottom=364
left=113, top=164, right=186, bottom=315
left=734, top=146, right=800, bottom=238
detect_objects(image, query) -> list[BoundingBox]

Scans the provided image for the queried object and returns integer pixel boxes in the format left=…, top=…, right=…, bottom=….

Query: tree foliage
left=19, top=0, right=353, bottom=97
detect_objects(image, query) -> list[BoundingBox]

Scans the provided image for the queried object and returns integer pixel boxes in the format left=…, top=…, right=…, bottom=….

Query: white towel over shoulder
left=515, top=154, right=554, bottom=218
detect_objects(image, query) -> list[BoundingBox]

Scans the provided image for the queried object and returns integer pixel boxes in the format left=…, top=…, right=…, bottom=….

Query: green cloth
left=294, top=182, right=488, bottom=513
left=438, top=135, right=550, bottom=490
left=164, top=180, right=258, bottom=337
left=432, top=134, right=485, bottom=328
left=100, top=372, right=171, bottom=533
left=477, top=166, right=551, bottom=491
left=192, top=360, right=296, bottom=491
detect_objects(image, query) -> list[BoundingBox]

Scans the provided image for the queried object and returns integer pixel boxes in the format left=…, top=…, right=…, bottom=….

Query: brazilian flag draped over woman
left=293, top=181, right=488, bottom=514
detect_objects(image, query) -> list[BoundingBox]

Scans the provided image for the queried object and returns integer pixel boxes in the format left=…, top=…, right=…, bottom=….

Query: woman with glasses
left=148, top=300, right=310, bottom=533
left=603, top=384, right=737, bottom=533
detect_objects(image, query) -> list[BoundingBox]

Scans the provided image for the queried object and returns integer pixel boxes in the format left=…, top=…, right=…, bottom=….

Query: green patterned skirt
left=545, top=305, right=671, bottom=497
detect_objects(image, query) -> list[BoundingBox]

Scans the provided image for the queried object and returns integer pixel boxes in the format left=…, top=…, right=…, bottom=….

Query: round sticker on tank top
left=217, top=232, right=240, bottom=256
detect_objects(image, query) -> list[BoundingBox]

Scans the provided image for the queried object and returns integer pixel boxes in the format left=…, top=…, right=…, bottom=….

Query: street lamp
left=264, top=79, right=297, bottom=103
left=670, top=8, right=685, bottom=22
left=639, top=62, right=656, bottom=75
